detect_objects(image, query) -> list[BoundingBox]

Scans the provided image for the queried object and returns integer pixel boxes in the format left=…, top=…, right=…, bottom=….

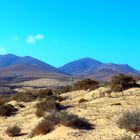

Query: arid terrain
left=1, top=0, right=140, bottom=139
left=0, top=86, right=139, bottom=140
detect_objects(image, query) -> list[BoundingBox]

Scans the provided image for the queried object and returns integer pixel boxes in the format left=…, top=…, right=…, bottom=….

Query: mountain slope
left=59, top=58, right=140, bottom=81
left=59, top=57, right=102, bottom=75
left=0, top=54, right=69, bottom=83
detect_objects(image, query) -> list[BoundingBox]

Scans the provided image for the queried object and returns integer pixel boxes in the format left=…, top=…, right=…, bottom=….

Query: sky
left=0, top=0, right=140, bottom=69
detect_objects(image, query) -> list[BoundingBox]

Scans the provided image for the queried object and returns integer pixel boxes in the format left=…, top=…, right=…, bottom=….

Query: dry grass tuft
left=117, top=109, right=140, bottom=133
left=5, top=125, right=21, bottom=137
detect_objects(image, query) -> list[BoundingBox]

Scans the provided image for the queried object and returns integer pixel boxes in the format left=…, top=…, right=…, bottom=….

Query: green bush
left=73, top=79, right=99, bottom=91
left=110, top=74, right=139, bottom=92
left=5, top=125, right=21, bottom=137
left=117, top=109, right=140, bottom=133
left=0, top=104, right=18, bottom=117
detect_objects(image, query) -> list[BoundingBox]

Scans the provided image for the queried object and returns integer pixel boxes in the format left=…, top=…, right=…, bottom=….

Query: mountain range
left=0, top=54, right=139, bottom=83
left=59, top=57, right=140, bottom=81
left=0, top=54, right=68, bottom=83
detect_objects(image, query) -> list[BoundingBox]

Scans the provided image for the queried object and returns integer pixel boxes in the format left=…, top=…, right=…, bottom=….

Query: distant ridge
left=59, top=58, right=140, bottom=81
left=0, top=54, right=69, bottom=83
left=0, top=54, right=139, bottom=83
left=59, top=57, right=102, bottom=75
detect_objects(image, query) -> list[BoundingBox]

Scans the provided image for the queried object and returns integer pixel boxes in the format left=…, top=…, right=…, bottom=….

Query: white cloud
left=26, top=34, right=45, bottom=44
left=0, top=47, right=6, bottom=54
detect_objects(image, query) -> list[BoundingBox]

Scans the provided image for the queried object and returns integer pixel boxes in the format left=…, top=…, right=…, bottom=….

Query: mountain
left=0, top=54, right=69, bottom=83
left=59, top=58, right=140, bottom=81
left=59, top=57, right=102, bottom=76
left=0, top=54, right=139, bottom=83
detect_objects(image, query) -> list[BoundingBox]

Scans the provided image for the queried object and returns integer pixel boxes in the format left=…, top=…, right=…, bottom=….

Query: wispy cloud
left=0, top=47, right=6, bottom=54
left=26, top=34, right=45, bottom=44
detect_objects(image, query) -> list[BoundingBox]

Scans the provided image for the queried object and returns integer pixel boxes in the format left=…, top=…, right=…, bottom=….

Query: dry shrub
left=110, top=74, right=139, bottom=92
left=30, top=111, right=93, bottom=137
left=37, top=89, right=53, bottom=98
left=35, top=90, right=67, bottom=117
left=0, top=95, right=11, bottom=105
left=54, top=86, right=73, bottom=95
left=0, top=104, right=18, bottom=117
left=73, top=79, right=99, bottom=91
left=35, top=100, right=61, bottom=117
left=58, top=112, right=93, bottom=130
left=12, top=92, right=37, bottom=102
left=117, top=109, right=140, bottom=133
left=5, top=125, right=21, bottom=137
left=29, top=116, right=57, bottom=138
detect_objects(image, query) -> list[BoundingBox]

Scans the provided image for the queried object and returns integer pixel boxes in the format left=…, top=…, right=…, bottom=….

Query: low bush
left=73, top=79, right=99, bottom=91
left=117, top=109, right=140, bottom=133
left=110, top=74, right=139, bottom=92
left=12, top=92, right=37, bottom=102
left=54, top=86, right=73, bottom=95
left=36, top=89, right=53, bottom=98
left=0, top=104, right=18, bottom=117
left=30, top=111, right=93, bottom=137
left=5, top=125, right=21, bottom=137
left=29, top=117, right=56, bottom=138
left=44, top=111, right=93, bottom=130
left=0, top=94, right=12, bottom=105
left=59, top=112, right=93, bottom=130
left=35, top=100, right=61, bottom=117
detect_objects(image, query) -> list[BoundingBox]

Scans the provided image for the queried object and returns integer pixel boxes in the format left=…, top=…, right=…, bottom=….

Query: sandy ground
left=0, top=87, right=140, bottom=140
left=16, top=78, right=72, bottom=87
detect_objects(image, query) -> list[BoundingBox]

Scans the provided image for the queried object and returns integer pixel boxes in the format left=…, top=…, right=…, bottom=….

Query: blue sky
left=0, top=0, right=140, bottom=69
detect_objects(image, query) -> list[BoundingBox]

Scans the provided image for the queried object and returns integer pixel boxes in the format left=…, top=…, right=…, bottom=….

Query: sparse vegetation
left=29, top=116, right=56, bottom=138
left=37, top=89, right=53, bottom=98
left=0, top=94, right=11, bottom=105
left=73, top=79, right=99, bottom=90
left=30, top=111, right=93, bottom=137
left=12, top=92, right=37, bottom=102
left=117, top=109, right=140, bottom=133
left=110, top=74, right=139, bottom=92
left=35, top=99, right=60, bottom=117
left=115, top=135, right=132, bottom=140
left=5, top=125, right=21, bottom=137
left=0, top=104, right=18, bottom=117
left=54, top=85, right=73, bottom=95
left=58, top=112, right=93, bottom=130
